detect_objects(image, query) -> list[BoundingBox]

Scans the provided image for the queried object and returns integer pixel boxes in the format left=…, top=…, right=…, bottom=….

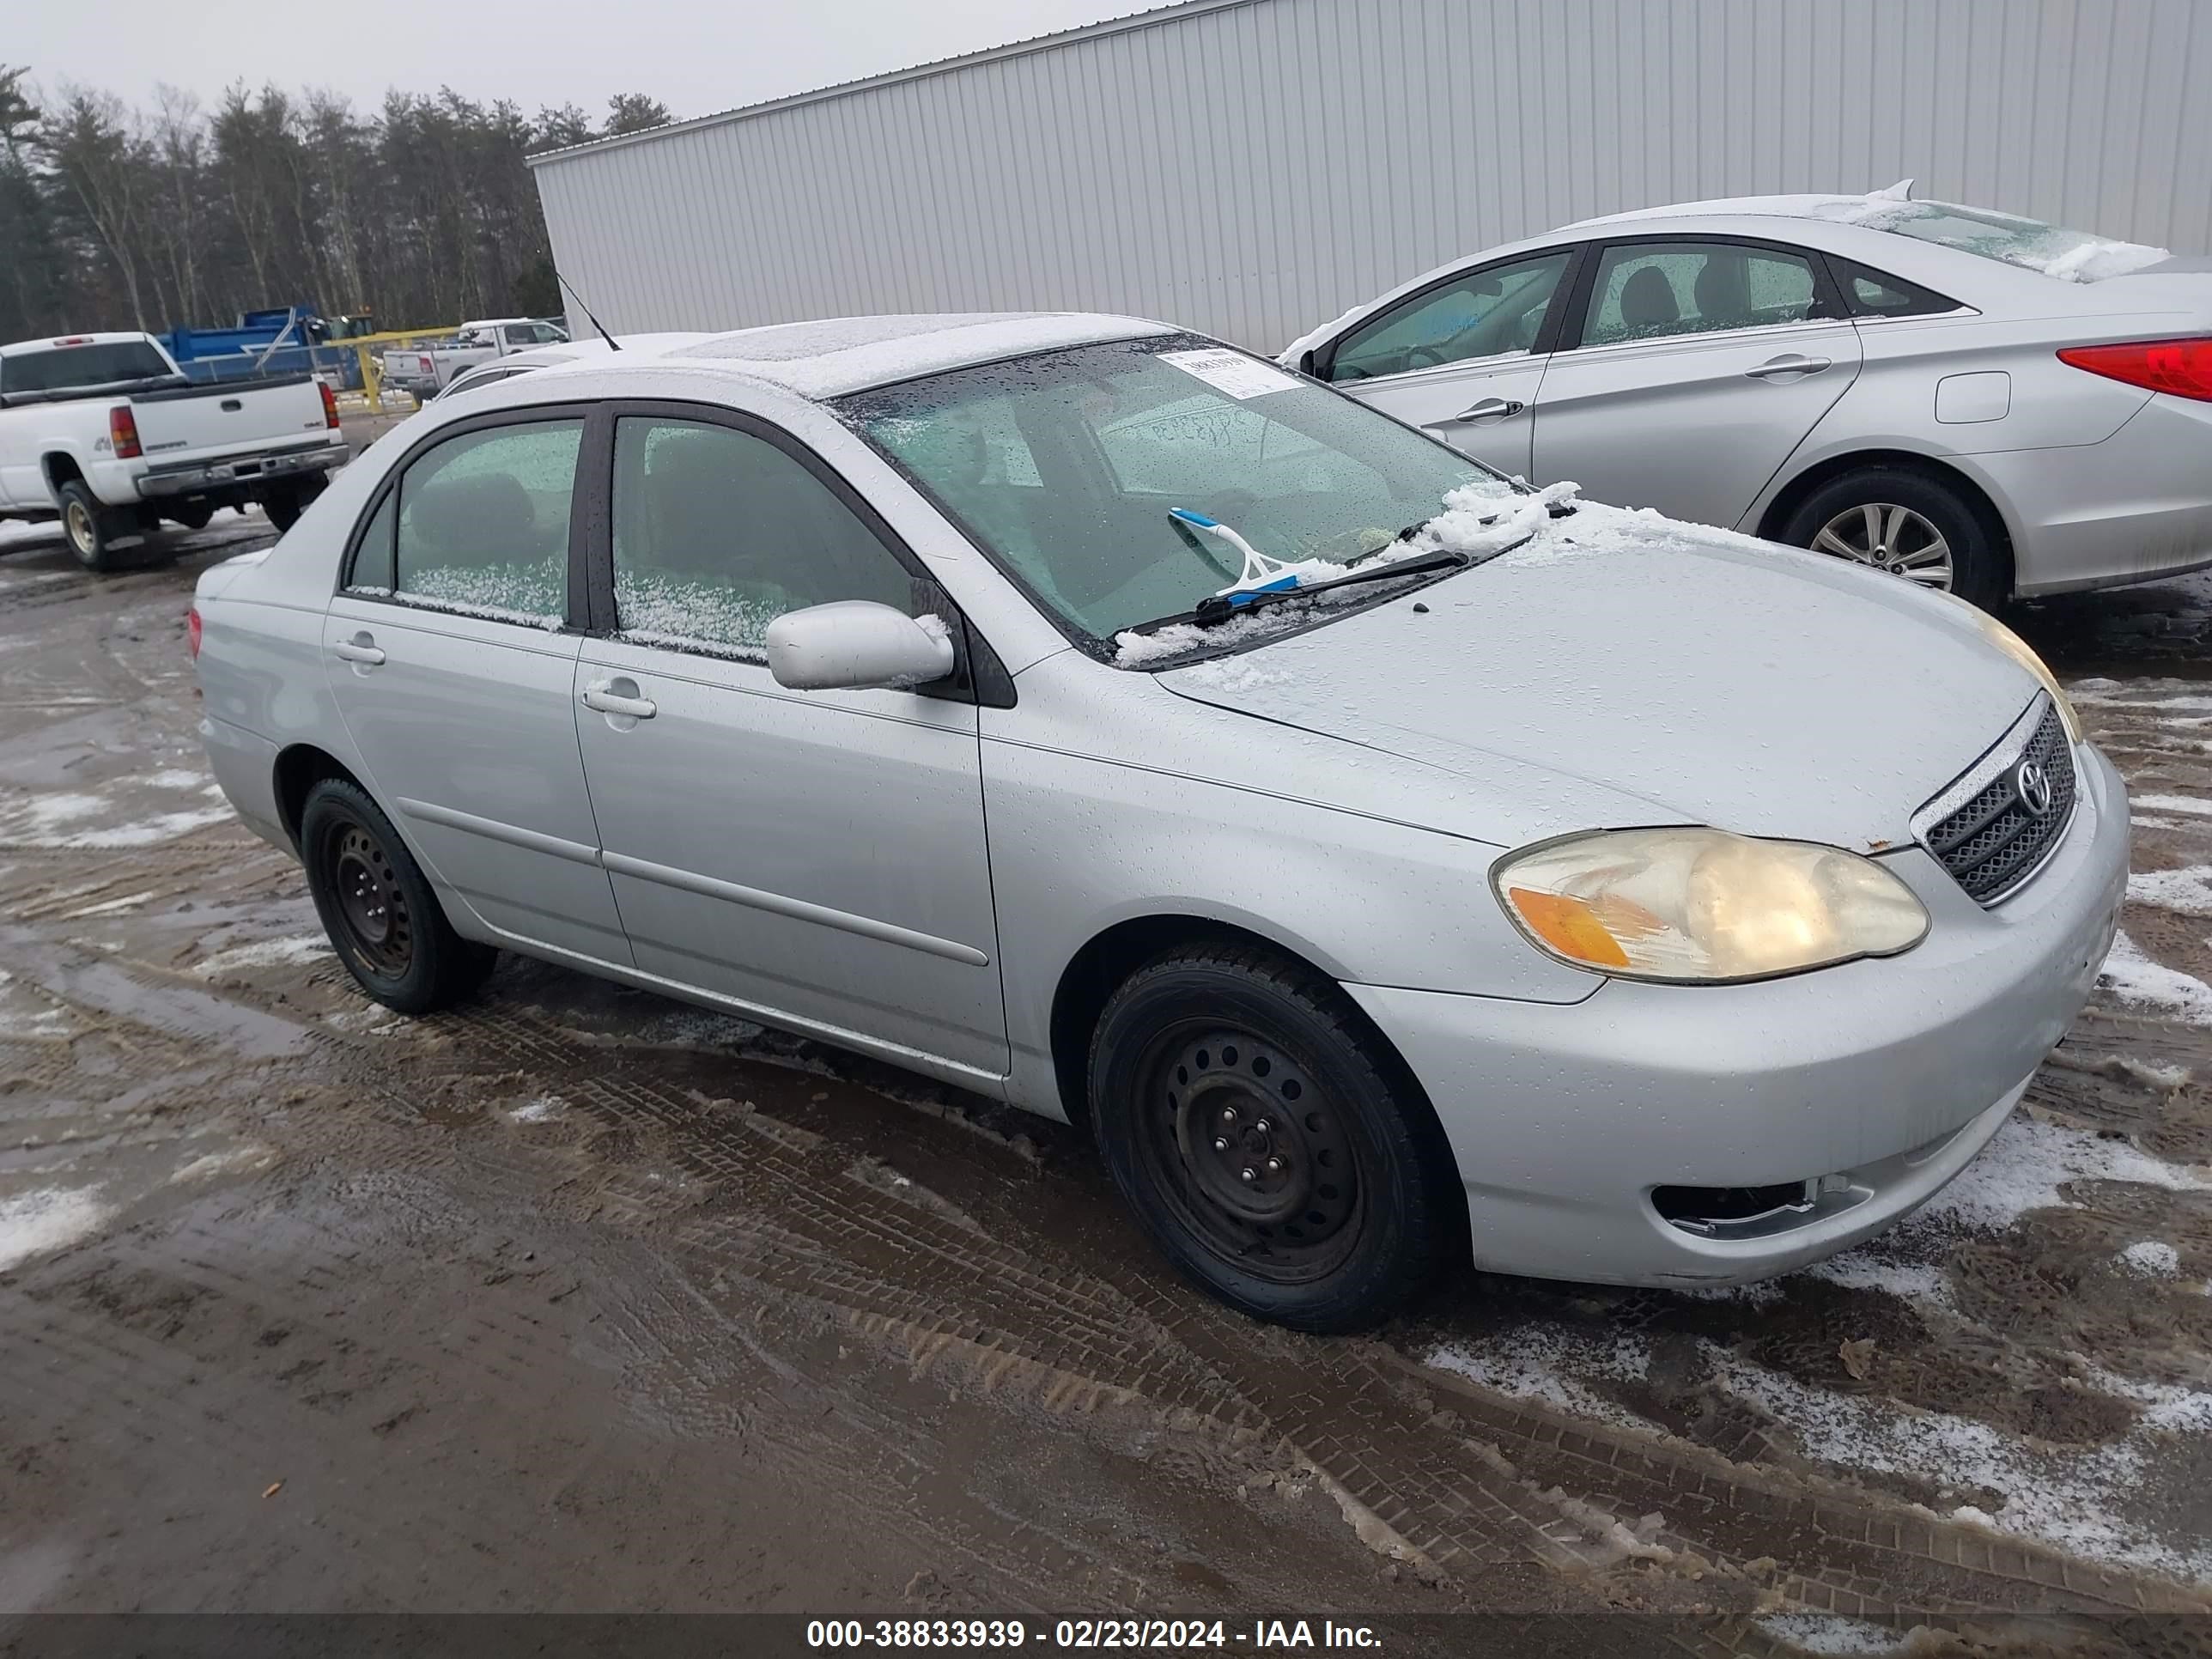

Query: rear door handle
left=581, top=678, right=657, bottom=720
left=1744, top=355, right=1832, bottom=380
left=1443, top=397, right=1526, bottom=423
left=331, top=633, right=385, bottom=665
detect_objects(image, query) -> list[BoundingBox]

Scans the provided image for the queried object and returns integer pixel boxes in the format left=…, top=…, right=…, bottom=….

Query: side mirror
left=1297, top=349, right=1319, bottom=378
left=765, top=601, right=956, bottom=692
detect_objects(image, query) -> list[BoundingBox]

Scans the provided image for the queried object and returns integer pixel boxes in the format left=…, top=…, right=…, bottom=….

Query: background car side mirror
left=765, top=600, right=955, bottom=692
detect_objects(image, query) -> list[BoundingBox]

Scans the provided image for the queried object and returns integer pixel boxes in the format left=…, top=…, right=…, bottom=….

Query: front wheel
left=1781, top=467, right=2008, bottom=610
left=1089, top=943, right=1460, bottom=1332
left=300, top=778, right=496, bottom=1014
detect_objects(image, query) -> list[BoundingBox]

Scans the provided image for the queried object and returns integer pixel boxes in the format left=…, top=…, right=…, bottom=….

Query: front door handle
left=581, top=678, right=657, bottom=720
left=1744, top=354, right=1832, bottom=380
left=331, top=633, right=385, bottom=665
left=1444, top=397, right=1526, bottom=423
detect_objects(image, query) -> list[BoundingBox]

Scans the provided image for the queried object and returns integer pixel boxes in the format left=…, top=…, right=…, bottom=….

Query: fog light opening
left=1653, top=1180, right=1815, bottom=1237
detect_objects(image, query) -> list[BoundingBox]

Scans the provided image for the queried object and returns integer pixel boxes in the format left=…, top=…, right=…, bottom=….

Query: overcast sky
left=14, top=0, right=1152, bottom=119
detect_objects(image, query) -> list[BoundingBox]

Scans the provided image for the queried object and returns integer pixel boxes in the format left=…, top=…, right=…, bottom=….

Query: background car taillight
left=108, top=405, right=142, bottom=459
left=2057, top=337, right=2212, bottom=402
left=186, top=603, right=203, bottom=659
left=319, top=380, right=340, bottom=428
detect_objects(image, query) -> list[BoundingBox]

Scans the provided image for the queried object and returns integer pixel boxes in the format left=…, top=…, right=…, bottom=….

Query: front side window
left=389, top=419, right=582, bottom=622
left=842, top=335, right=1494, bottom=646
left=1327, top=252, right=1572, bottom=382
left=611, top=417, right=917, bottom=654
left=503, top=325, right=536, bottom=346
left=1581, top=242, right=1820, bottom=347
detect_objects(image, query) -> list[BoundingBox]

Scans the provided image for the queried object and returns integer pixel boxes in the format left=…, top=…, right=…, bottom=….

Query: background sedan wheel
left=1781, top=465, right=2008, bottom=610
left=1089, top=942, right=1460, bottom=1332
left=300, top=777, right=496, bottom=1014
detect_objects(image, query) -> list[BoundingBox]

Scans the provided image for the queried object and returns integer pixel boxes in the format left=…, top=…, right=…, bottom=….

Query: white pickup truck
left=0, top=331, right=349, bottom=569
left=380, top=317, right=570, bottom=400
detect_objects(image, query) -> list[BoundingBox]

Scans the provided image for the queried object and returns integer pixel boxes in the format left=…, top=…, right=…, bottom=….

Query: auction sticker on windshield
left=1155, top=347, right=1300, bottom=400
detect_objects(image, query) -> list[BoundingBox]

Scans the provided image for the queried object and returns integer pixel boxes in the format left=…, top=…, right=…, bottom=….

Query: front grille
left=1919, top=699, right=2075, bottom=903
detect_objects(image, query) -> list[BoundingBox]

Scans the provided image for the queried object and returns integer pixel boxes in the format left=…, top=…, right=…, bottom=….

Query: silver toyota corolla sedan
left=1281, top=187, right=2212, bottom=608
left=191, top=313, right=2127, bottom=1331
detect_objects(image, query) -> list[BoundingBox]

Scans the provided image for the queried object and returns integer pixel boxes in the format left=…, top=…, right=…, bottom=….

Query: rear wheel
left=167, top=502, right=214, bottom=531
left=57, top=480, right=137, bottom=572
left=1781, top=466, right=2008, bottom=609
left=1089, top=943, right=1459, bottom=1332
left=261, top=475, right=327, bottom=532
left=300, top=778, right=496, bottom=1014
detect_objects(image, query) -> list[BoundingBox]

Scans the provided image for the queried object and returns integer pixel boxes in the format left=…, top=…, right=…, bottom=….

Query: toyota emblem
left=2014, top=758, right=2055, bottom=817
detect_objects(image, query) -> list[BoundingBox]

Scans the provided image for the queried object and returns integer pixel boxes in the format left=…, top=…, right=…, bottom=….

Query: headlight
left=1925, top=592, right=2082, bottom=744
left=1492, top=828, right=1930, bottom=983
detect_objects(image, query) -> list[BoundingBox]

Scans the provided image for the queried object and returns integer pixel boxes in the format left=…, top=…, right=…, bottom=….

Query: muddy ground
left=3, top=513, right=2209, bottom=1656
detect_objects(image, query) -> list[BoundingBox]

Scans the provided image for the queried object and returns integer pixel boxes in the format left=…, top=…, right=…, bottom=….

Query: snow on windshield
left=1811, top=193, right=2169, bottom=282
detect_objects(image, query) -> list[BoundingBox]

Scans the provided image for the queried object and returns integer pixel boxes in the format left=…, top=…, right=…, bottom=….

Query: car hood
left=1152, top=507, right=2042, bottom=851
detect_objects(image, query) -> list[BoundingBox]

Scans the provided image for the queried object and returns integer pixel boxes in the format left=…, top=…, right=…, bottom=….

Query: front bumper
left=137, top=441, right=348, bottom=500
left=1345, top=743, right=2129, bottom=1287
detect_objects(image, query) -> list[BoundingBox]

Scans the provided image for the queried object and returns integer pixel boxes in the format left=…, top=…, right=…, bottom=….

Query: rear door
left=571, top=404, right=1006, bottom=1079
left=322, top=410, right=630, bottom=965
left=1317, top=247, right=1579, bottom=477
left=1529, top=237, right=1862, bottom=524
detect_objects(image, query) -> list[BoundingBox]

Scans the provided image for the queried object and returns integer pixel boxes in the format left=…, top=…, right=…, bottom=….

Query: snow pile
left=2098, top=930, right=2212, bottom=1024
left=191, top=936, right=334, bottom=978
left=2118, top=1240, right=2181, bottom=1278
left=0, top=1187, right=112, bottom=1273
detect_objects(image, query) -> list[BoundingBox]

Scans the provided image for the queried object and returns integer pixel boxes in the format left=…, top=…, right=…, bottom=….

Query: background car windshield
left=842, top=336, right=1496, bottom=641
left=1, top=341, right=173, bottom=393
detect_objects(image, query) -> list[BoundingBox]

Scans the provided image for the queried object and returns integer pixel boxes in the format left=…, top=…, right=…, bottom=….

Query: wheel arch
left=42, top=451, right=88, bottom=500
left=1756, top=447, right=2017, bottom=590
left=271, top=743, right=363, bottom=853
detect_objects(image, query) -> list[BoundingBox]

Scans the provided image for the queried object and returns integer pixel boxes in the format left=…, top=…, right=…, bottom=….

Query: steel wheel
left=1135, top=1025, right=1364, bottom=1284
left=1811, top=501, right=1954, bottom=589
left=64, top=498, right=95, bottom=557
left=329, top=823, right=413, bottom=975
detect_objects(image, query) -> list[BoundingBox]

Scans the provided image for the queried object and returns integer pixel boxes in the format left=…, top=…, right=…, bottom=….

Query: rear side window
left=1326, top=251, right=1572, bottom=382
left=1582, top=242, right=1822, bottom=346
left=610, top=416, right=917, bottom=655
left=381, top=420, right=583, bottom=623
left=1832, top=260, right=1962, bottom=319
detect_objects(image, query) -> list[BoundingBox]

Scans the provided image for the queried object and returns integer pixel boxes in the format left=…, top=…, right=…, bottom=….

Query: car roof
left=1565, top=191, right=1898, bottom=229
left=664, top=311, right=1175, bottom=398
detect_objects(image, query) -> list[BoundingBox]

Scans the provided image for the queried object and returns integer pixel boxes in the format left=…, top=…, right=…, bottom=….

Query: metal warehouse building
left=531, top=0, right=2212, bottom=353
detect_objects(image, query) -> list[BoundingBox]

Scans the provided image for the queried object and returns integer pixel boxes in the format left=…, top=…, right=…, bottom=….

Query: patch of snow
left=170, top=1146, right=277, bottom=1183
left=1426, top=1325, right=1654, bottom=1432
left=2098, top=929, right=2212, bottom=1024
left=145, top=769, right=209, bottom=789
left=1753, top=1613, right=1905, bottom=1656
left=507, top=1095, right=567, bottom=1123
left=191, top=936, right=333, bottom=977
left=1909, top=1110, right=2210, bottom=1234
left=58, top=890, right=157, bottom=920
left=2130, top=793, right=2212, bottom=817
left=0, top=1187, right=113, bottom=1273
left=2119, top=1240, right=2181, bottom=1278
left=2127, top=865, right=2212, bottom=917
left=1799, top=1253, right=1951, bottom=1305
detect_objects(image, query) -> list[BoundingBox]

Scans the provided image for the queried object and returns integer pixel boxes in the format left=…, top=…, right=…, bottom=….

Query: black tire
left=1088, top=943, right=1460, bottom=1333
left=167, top=502, right=215, bottom=531
left=57, top=479, right=139, bottom=573
left=261, top=486, right=306, bottom=532
left=299, top=778, right=496, bottom=1014
left=1780, top=465, right=2009, bottom=610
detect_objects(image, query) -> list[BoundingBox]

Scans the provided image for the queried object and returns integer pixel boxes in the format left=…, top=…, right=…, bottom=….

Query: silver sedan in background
left=1283, top=188, right=2212, bottom=608
left=192, top=313, right=2127, bottom=1332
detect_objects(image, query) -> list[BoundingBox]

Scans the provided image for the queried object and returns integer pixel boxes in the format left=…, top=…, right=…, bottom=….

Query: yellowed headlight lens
left=1494, top=828, right=1929, bottom=982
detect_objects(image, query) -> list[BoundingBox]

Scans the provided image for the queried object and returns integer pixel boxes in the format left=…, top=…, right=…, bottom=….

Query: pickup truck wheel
left=167, top=503, right=214, bottom=531
left=261, top=475, right=327, bottom=533
left=57, top=480, right=134, bottom=573
left=1088, top=943, right=1460, bottom=1333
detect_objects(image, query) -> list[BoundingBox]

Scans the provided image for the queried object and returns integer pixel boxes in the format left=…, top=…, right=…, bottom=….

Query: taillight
left=319, top=380, right=340, bottom=428
left=418, top=355, right=434, bottom=373
left=2057, top=337, right=2212, bottom=402
left=109, top=405, right=142, bottom=459
left=187, top=604, right=203, bottom=659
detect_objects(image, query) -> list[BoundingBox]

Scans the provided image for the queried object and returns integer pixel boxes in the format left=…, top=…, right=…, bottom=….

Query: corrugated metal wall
left=532, top=0, right=2212, bottom=352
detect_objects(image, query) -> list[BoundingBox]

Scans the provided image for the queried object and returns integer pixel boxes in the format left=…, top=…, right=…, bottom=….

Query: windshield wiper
left=1374, top=491, right=1578, bottom=557
left=1164, top=550, right=1469, bottom=630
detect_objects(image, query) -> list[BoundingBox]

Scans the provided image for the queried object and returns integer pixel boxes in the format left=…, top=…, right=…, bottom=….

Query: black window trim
left=1816, top=252, right=1971, bottom=321
left=334, top=399, right=598, bottom=632
left=580, top=397, right=1006, bottom=708
left=1312, top=243, right=1589, bottom=384
left=1556, top=232, right=1856, bottom=353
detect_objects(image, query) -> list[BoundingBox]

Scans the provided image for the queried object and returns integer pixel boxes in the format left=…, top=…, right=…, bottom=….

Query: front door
left=1323, top=248, right=1578, bottom=479
left=323, top=413, right=630, bottom=965
left=1530, top=238, right=1863, bottom=525
left=572, top=408, right=1007, bottom=1079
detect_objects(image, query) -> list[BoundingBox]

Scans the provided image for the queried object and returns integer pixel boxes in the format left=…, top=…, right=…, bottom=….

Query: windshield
left=839, top=335, right=1501, bottom=647
left=1, top=340, right=174, bottom=394
left=1836, top=199, right=2169, bottom=282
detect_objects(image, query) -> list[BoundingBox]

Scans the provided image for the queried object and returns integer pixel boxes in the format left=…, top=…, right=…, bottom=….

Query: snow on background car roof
left=669, top=311, right=1174, bottom=398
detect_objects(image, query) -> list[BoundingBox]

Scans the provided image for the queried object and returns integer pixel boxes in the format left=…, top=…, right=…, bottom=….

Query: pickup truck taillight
left=108, top=404, right=142, bottom=459
left=319, top=380, right=340, bottom=428
left=187, top=604, right=203, bottom=659
left=2057, top=337, right=2212, bottom=402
